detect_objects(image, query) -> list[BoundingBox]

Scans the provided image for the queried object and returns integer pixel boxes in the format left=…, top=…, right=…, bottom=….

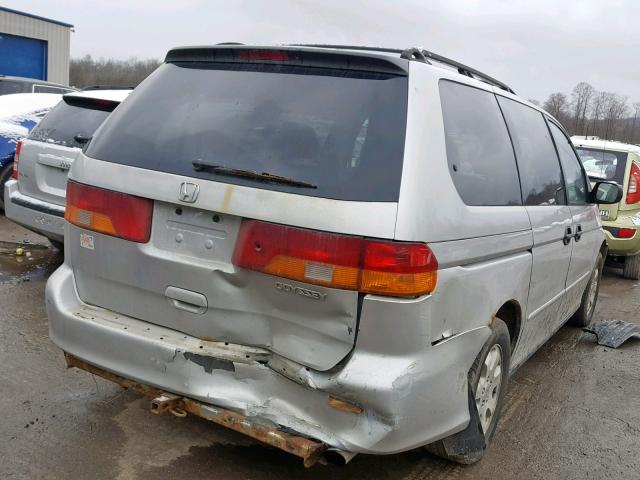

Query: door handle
left=574, top=225, right=582, bottom=242
left=563, top=227, right=573, bottom=245
left=165, top=286, right=208, bottom=314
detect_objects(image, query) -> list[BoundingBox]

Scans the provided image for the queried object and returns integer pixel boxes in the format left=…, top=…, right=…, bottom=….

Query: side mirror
left=590, top=181, right=623, bottom=204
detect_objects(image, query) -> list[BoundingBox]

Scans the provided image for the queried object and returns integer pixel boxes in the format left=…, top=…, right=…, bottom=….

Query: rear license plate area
left=152, top=203, right=241, bottom=263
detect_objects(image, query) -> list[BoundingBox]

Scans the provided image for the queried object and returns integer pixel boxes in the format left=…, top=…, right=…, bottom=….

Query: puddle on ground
left=0, top=241, right=63, bottom=283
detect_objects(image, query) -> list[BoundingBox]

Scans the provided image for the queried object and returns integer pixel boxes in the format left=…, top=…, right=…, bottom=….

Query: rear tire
left=426, top=318, right=511, bottom=464
left=569, top=252, right=603, bottom=327
left=0, top=162, right=12, bottom=211
left=622, top=254, right=640, bottom=280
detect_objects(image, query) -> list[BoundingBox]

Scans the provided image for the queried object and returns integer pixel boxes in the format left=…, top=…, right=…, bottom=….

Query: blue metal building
left=0, top=7, right=73, bottom=84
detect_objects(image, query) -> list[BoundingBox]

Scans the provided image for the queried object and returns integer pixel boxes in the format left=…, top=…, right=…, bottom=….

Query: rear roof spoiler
left=62, top=94, right=121, bottom=112
left=164, top=45, right=409, bottom=76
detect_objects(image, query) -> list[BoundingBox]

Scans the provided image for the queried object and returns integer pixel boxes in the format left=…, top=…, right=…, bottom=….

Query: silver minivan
left=46, top=45, right=622, bottom=466
left=4, top=89, right=130, bottom=248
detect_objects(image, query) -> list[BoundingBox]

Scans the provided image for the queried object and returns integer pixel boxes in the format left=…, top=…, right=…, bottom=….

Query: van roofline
left=165, top=43, right=514, bottom=94
left=164, top=44, right=409, bottom=76
left=291, top=44, right=515, bottom=94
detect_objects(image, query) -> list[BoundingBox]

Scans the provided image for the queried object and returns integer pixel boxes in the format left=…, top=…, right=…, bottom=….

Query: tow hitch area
left=584, top=320, right=640, bottom=348
left=64, top=353, right=329, bottom=467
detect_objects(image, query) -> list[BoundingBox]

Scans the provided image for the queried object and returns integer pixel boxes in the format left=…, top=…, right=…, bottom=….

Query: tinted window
left=575, top=148, right=628, bottom=184
left=498, top=97, right=565, bottom=206
left=29, top=101, right=111, bottom=148
left=86, top=62, right=408, bottom=202
left=0, top=80, right=29, bottom=95
left=548, top=122, right=587, bottom=205
left=439, top=81, right=522, bottom=206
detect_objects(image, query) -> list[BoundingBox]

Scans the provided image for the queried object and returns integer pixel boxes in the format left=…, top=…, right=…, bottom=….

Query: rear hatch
left=19, top=95, right=120, bottom=206
left=70, top=47, right=411, bottom=370
left=575, top=147, right=630, bottom=221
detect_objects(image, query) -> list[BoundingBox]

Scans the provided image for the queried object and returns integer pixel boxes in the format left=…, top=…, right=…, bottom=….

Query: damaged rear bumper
left=46, top=262, right=490, bottom=457
left=64, top=353, right=328, bottom=467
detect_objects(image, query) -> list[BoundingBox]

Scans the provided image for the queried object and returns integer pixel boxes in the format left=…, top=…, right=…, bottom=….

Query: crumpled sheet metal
left=584, top=320, right=640, bottom=348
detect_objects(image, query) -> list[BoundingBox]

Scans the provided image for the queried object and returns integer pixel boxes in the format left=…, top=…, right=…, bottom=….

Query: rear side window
left=33, top=85, right=65, bottom=94
left=86, top=62, right=408, bottom=202
left=0, top=80, right=29, bottom=95
left=498, top=97, right=565, bottom=206
left=439, top=81, right=522, bottom=206
left=547, top=122, right=588, bottom=205
left=29, top=101, right=111, bottom=149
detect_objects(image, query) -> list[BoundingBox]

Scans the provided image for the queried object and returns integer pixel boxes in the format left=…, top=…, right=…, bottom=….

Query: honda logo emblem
left=179, top=182, right=200, bottom=203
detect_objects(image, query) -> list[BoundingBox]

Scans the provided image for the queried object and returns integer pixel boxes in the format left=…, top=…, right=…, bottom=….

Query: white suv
left=4, top=89, right=130, bottom=248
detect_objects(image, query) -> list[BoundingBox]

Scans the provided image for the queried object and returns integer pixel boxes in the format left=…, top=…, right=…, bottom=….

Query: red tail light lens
left=238, top=50, right=289, bottom=62
left=65, top=181, right=153, bottom=243
left=617, top=228, right=636, bottom=239
left=627, top=163, right=640, bottom=205
left=11, top=139, right=22, bottom=179
left=604, top=227, right=637, bottom=239
left=232, top=220, right=438, bottom=297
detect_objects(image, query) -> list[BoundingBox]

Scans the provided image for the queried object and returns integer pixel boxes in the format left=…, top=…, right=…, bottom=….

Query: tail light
left=626, top=163, right=640, bottom=204
left=65, top=181, right=153, bottom=243
left=238, top=50, right=290, bottom=62
left=232, top=220, right=438, bottom=297
left=11, top=140, right=22, bottom=179
left=604, top=226, right=636, bottom=239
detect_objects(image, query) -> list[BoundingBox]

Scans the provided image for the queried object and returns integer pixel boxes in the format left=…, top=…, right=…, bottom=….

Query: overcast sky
left=5, top=0, right=640, bottom=103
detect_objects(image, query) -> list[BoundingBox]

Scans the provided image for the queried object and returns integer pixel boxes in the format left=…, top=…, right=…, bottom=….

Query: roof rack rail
left=420, top=50, right=515, bottom=94
left=287, top=44, right=515, bottom=94
left=289, top=44, right=403, bottom=55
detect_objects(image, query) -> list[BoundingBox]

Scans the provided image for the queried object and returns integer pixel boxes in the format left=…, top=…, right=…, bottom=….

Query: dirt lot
left=0, top=215, right=638, bottom=480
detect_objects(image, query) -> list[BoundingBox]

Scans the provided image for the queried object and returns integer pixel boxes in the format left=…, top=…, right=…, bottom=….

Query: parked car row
left=0, top=44, right=633, bottom=467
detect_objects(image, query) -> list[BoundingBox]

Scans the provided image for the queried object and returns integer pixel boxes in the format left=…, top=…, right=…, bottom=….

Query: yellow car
left=573, top=137, right=640, bottom=279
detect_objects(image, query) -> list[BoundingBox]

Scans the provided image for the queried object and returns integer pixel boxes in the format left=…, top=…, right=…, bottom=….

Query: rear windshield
left=29, top=101, right=111, bottom=149
left=575, top=147, right=628, bottom=184
left=85, top=62, right=408, bottom=202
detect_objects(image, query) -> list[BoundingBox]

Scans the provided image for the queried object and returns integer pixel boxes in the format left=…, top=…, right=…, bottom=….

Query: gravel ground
left=0, top=215, right=638, bottom=480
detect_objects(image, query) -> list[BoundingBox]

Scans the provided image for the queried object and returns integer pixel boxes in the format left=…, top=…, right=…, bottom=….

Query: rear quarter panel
left=394, top=63, right=533, bottom=367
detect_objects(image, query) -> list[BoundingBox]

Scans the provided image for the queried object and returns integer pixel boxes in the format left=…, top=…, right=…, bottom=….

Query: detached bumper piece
left=584, top=320, right=640, bottom=348
left=64, top=353, right=328, bottom=467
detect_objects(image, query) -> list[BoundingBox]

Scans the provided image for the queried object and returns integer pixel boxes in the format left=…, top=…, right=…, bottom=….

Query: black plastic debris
left=584, top=320, right=640, bottom=348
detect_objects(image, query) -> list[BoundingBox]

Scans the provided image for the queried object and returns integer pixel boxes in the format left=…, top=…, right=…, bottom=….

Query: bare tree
left=626, top=102, right=640, bottom=144
left=570, top=82, right=594, bottom=135
left=70, top=55, right=161, bottom=88
left=602, top=93, right=629, bottom=140
left=543, top=92, right=569, bottom=123
left=527, top=98, right=541, bottom=107
left=587, top=91, right=607, bottom=138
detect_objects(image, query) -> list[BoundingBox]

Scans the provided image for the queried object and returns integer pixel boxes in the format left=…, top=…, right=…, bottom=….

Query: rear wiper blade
left=192, top=160, right=317, bottom=189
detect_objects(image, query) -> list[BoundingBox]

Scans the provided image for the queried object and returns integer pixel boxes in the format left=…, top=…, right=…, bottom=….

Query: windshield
left=86, top=62, right=408, bottom=202
left=29, top=101, right=111, bottom=148
left=575, top=148, right=628, bottom=184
